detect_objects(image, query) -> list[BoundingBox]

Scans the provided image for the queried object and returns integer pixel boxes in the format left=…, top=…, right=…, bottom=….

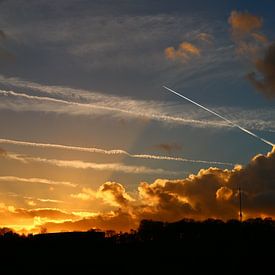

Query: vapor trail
left=163, top=86, right=274, bottom=148
left=0, top=176, right=76, bottom=187
left=0, top=90, right=228, bottom=128
left=0, top=138, right=233, bottom=166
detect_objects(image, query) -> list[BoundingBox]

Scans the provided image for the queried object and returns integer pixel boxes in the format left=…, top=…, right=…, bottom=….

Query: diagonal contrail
left=163, top=86, right=274, bottom=147
left=0, top=138, right=233, bottom=166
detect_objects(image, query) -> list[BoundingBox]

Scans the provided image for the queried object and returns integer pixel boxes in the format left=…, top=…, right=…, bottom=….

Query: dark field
left=0, top=218, right=274, bottom=275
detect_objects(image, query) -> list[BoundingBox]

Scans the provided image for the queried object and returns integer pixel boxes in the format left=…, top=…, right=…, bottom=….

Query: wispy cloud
left=0, top=176, right=77, bottom=187
left=0, top=88, right=229, bottom=129
left=0, top=79, right=275, bottom=132
left=3, top=151, right=179, bottom=175
left=0, top=138, right=234, bottom=166
left=196, top=33, right=214, bottom=44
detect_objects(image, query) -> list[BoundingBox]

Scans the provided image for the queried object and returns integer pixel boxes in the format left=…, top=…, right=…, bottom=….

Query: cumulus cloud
left=216, top=186, right=233, bottom=201
left=247, top=42, right=275, bottom=98
left=97, top=182, right=134, bottom=208
left=165, top=42, right=200, bottom=63
left=71, top=182, right=134, bottom=208
left=62, top=147, right=275, bottom=233
left=2, top=148, right=275, bottom=233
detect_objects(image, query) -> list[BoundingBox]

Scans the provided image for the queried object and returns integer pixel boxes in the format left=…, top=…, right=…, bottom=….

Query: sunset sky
left=0, top=0, right=274, bottom=233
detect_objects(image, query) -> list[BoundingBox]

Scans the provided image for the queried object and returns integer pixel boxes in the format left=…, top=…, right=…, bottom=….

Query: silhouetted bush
left=0, top=218, right=274, bottom=274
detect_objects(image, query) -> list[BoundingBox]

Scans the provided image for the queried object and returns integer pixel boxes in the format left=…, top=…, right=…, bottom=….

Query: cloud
left=247, top=42, right=275, bottom=98
left=97, top=182, right=134, bottom=208
left=68, top=147, right=275, bottom=232
left=152, top=142, right=182, bottom=153
left=228, top=11, right=263, bottom=37
left=0, top=203, right=80, bottom=231
left=196, top=32, right=213, bottom=44
left=228, top=11, right=275, bottom=99
left=71, top=183, right=134, bottom=208
left=5, top=151, right=178, bottom=175
left=37, top=210, right=136, bottom=233
left=165, top=42, right=200, bottom=63
left=70, top=188, right=94, bottom=201
left=0, top=176, right=77, bottom=187
left=228, top=10, right=268, bottom=56
left=251, top=32, right=268, bottom=44
left=138, top=147, right=275, bottom=221
left=0, top=87, right=230, bottom=129
left=0, top=138, right=233, bottom=166
left=1, top=147, right=275, bottom=233
left=216, top=186, right=233, bottom=201
left=25, top=196, right=63, bottom=204
left=0, top=76, right=275, bottom=132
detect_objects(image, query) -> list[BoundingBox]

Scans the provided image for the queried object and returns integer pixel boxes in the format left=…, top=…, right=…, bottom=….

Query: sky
left=0, top=0, right=274, bottom=233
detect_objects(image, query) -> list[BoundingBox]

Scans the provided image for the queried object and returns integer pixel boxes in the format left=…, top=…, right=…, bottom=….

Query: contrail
left=0, top=176, right=76, bottom=187
left=163, top=86, right=274, bottom=147
left=0, top=138, right=233, bottom=166
left=0, top=89, right=228, bottom=128
left=2, top=89, right=275, bottom=132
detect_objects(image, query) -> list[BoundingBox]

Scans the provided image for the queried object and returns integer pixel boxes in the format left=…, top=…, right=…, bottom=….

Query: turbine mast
left=239, top=186, right=243, bottom=222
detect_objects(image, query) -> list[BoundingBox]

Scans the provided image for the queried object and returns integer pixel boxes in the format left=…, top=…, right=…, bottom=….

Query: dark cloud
left=228, top=11, right=275, bottom=98
left=37, top=210, right=136, bottom=233
left=49, top=147, right=275, bottom=233
left=0, top=147, right=273, bottom=233
left=247, top=43, right=275, bottom=98
left=0, top=203, right=78, bottom=229
left=152, top=143, right=182, bottom=153
left=137, top=147, right=275, bottom=221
